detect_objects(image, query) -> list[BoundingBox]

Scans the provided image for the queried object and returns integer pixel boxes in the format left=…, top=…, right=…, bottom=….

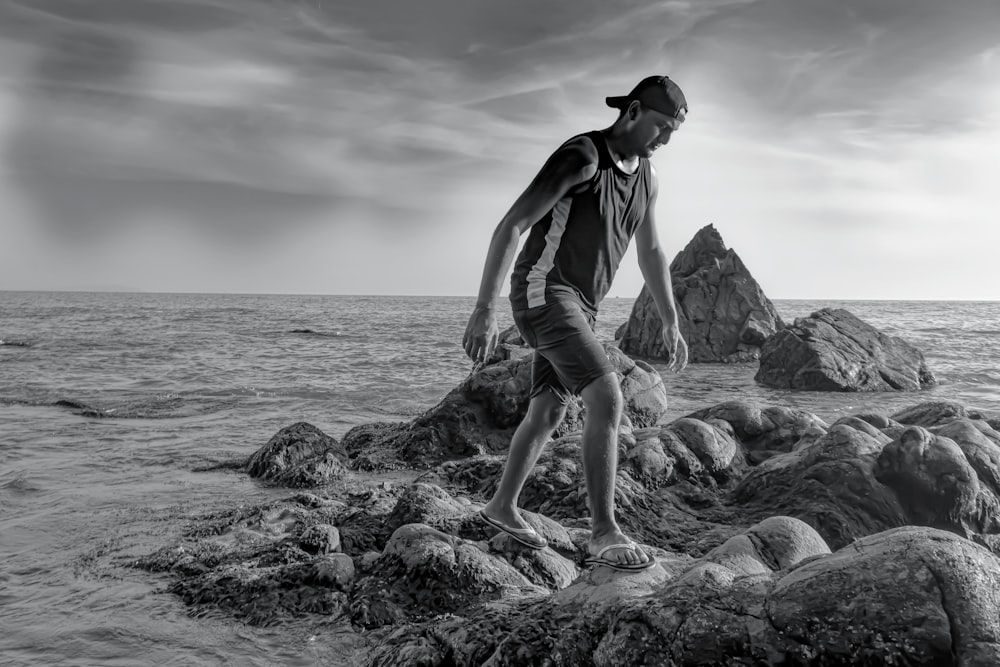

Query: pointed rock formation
left=617, top=224, right=783, bottom=363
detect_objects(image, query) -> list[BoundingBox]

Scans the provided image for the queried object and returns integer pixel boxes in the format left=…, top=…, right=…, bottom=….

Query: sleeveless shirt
left=509, top=130, right=652, bottom=316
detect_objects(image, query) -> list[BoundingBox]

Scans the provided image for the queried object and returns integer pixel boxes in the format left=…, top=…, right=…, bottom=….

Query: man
left=462, top=75, right=690, bottom=571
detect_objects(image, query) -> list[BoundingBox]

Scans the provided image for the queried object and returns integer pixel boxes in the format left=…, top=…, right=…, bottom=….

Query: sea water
left=1, top=292, right=998, bottom=665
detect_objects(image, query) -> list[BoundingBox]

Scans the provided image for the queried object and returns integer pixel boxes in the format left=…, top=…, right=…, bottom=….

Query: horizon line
left=0, top=289, right=997, bottom=304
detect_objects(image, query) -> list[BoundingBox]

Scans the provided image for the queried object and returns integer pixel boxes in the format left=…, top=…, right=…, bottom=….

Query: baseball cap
left=606, top=75, right=688, bottom=121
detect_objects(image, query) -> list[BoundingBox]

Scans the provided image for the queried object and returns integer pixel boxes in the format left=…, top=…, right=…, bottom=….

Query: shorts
left=511, top=299, right=614, bottom=404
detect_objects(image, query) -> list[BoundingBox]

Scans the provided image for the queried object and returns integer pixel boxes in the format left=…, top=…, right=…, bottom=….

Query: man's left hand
left=661, top=321, right=688, bottom=372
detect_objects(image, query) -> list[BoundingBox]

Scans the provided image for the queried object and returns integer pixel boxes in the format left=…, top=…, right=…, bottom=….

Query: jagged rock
left=617, top=224, right=783, bottom=362
left=342, top=345, right=668, bottom=470
left=245, top=422, right=347, bottom=488
left=755, top=308, right=937, bottom=391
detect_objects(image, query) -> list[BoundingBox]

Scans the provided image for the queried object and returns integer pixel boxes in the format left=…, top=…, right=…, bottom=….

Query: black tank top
left=509, top=130, right=652, bottom=315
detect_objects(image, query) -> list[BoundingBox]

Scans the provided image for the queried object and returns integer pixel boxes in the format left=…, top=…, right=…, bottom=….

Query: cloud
left=0, top=0, right=996, bottom=297
left=4, top=0, right=246, bottom=31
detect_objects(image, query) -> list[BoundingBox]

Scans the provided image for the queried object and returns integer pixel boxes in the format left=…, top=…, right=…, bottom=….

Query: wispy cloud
left=0, top=0, right=996, bottom=297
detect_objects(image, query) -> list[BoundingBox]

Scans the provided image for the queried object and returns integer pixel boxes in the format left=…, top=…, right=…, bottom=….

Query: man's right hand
left=463, top=306, right=499, bottom=363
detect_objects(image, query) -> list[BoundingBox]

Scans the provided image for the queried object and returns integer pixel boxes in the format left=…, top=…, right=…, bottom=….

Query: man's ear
left=627, top=100, right=642, bottom=121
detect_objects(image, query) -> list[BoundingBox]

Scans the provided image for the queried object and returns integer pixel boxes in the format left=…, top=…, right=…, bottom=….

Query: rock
left=686, top=400, right=828, bottom=464
left=297, top=524, right=341, bottom=555
left=309, top=553, right=356, bottom=589
left=372, top=524, right=1000, bottom=666
left=139, top=397, right=1000, bottom=661
left=892, top=400, right=986, bottom=427
left=875, top=426, right=980, bottom=536
left=348, top=523, right=547, bottom=628
left=673, top=516, right=829, bottom=587
left=245, top=422, right=347, bottom=488
left=617, top=224, right=784, bottom=363
left=932, top=419, right=1000, bottom=498
left=384, top=482, right=471, bottom=534
left=342, top=345, right=668, bottom=470
left=368, top=549, right=685, bottom=667
left=755, top=308, right=937, bottom=391
left=484, top=324, right=531, bottom=364
left=601, top=526, right=1000, bottom=666
left=658, top=417, right=746, bottom=484
left=732, top=420, right=907, bottom=549
left=138, top=517, right=354, bottom=625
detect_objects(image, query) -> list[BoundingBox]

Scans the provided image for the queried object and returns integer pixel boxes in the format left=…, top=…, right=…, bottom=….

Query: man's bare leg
left=482, top=389, right=567, bottom=529
left=580, top=373, right=650, bottom=567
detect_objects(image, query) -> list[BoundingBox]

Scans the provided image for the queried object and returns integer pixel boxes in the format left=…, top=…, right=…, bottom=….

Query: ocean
left=2, top=291, right=998, bottom=666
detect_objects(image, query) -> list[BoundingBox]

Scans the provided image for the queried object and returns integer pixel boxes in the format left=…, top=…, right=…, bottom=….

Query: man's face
left=631, top=105, right=682, bottom=158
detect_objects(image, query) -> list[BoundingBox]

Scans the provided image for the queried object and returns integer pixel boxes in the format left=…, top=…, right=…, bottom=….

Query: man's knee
left=580, top=373, right=623, bottom=419
left=527, top=389, right=569, bottom=429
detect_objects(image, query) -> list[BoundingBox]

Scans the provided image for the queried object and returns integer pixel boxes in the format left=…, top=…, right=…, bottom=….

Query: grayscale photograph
left=1, top=0, right=999, bottom=665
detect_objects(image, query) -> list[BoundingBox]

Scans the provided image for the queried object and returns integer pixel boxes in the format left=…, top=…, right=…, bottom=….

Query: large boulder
left=617, top=224, right=783, bottom=363
left=343, top=345, right=668, bottom=470
left=755, top=307, right=936, bottom=391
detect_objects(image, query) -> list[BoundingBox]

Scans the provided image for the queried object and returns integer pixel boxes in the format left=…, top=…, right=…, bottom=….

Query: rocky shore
left=135, top=349, right=1000, bottom=665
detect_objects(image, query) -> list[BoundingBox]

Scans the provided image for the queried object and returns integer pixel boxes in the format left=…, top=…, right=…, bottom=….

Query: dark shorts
left=511, top=299, right=614, bottom=404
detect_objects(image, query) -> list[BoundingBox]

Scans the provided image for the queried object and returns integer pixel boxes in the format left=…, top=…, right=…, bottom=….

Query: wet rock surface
left=136, top=378, right=1000, bottom=664
left=618, top=224, right=784, bottom=363
left=756, top=307, right=937, bottom=392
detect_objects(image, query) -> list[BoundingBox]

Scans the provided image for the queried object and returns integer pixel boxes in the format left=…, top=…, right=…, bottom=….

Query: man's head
left=606, top=75, right=688, bottom=158
left=606, top=75, right=688, bottom=122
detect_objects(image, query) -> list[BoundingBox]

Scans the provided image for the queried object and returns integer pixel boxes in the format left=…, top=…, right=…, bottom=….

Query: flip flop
left=584, top=542, right=656, bottom=572
left=478, top=510, right=547, bottom=550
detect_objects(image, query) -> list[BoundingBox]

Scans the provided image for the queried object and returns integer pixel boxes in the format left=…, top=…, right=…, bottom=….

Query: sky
left=0, top=0, right=997, bottom=300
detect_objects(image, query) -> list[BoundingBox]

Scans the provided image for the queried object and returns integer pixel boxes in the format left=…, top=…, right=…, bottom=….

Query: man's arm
left=634, top=168, right=688, bottom=372
left=463, top=138, right=598, bottom=363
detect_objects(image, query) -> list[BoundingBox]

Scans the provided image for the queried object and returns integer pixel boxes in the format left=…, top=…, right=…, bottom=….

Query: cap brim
left=605, top=95, right=630, bottom=109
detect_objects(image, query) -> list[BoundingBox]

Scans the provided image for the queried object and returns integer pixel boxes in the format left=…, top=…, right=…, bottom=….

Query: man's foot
left=478, top=507, right=547, bottom=550
left=585, top=530, right=654, bottom=571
